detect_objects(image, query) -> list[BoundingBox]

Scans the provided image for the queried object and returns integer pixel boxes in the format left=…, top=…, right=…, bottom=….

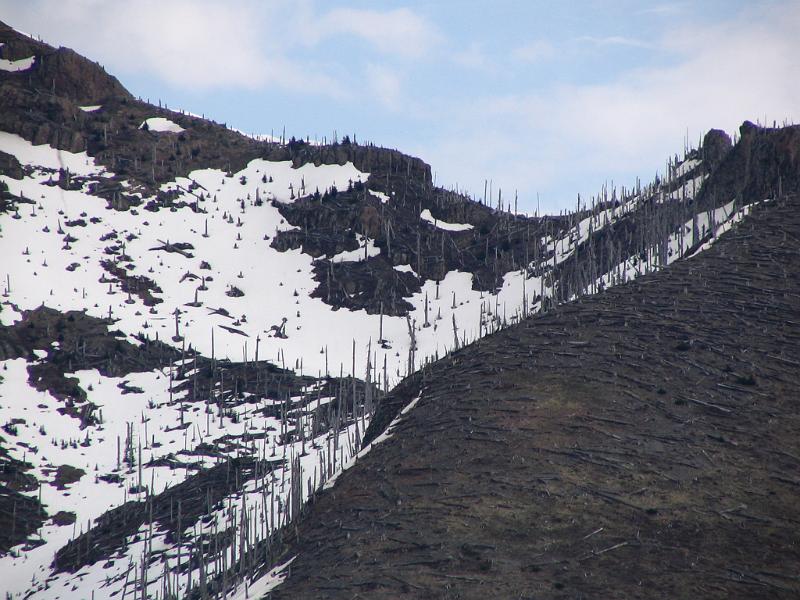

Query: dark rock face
left=0, top=474, right=46, bottom=554
left=0, top=22, right=130, bottom=105
left=0, top=150, right=23, bottom=179
left=0, top=84, right=88, bottom=154
left=0, top=150, right=25, bottom=213
left=701, top=128, right=732, bottom=170
left=310, top=257, right=420, bottom=316
left=0, top=437, right=46, bottom=555
left=34, top=47, right=131, bottom=105
left=696, top=122, right=800, bottom=209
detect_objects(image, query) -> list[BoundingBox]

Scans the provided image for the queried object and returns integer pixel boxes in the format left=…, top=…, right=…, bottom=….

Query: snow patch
left=140, top=117, right=185, bottom=133
left=371, top=190, right=391, bottom=204
left=420, top=208, right=473, bottom=231
left=228, top=556, right=298, bottom=600
left=329, top=235, right=380, bottom=262
left=673, top=157, right=701, bottom=178
left=669, top=174, right=706, bottom=201
left=0, top=55, right=35, bottom=72
left=0, top=302, right=23, bottom=326
left=0, top=131, right=107, bottom=177
left=393, top=264, right=418, bottom=276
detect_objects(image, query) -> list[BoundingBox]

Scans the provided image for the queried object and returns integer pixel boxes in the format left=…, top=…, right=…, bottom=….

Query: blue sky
left=3, top=0, right=799, bottom=213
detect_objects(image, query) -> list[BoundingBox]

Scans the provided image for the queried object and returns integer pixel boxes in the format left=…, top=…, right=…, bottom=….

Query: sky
left=1, top=0, right=799, bottom=213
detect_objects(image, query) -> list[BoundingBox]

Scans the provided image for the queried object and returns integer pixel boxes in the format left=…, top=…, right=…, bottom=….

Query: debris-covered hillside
left=268, top=134, right=800, bottom=599
left=2, top=18, right=798, bottom=600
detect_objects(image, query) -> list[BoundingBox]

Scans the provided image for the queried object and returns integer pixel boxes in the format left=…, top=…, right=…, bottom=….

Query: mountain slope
left=268, top=187, right=800, bottom=599
left=2, top=19, right=798, bottom=600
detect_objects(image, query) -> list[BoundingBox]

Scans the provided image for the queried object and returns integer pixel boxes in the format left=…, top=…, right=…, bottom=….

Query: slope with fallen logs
left=3, top=20, right=800, bottom=598
left=267, top=191, right=800, bottom=598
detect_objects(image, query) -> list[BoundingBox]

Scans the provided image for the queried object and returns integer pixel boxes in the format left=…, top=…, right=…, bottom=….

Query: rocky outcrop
left=700, top=128, right=732, bottom=171
left=263, top=138, right=433, bottom=184
left=695, top=121, right=800, bottom=209
left=0, top=21, right=131, bottom=104
left=0, top=150, right=23, bottom=179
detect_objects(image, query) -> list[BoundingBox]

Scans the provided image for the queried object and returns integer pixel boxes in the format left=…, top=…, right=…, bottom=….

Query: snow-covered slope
left=2, top=131, right=742, bottom=382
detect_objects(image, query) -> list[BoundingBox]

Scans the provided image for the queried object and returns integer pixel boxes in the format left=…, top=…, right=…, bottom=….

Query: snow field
left=0, top=133, right=571, bottom=386
left=0, top=355, right=366, bottom=599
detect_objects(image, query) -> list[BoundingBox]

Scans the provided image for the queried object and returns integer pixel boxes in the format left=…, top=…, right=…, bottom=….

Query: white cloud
left=421, top=2, right=800, bottom=211
left=577, top=35, right=653, bottom=49
left=0, top=0, right=435, bottom=92
left=120, top=1, right=270, bottom=89
left=0, top=0, right=277, bottom=89
left=512, top=40, right=555, bottom=63
left=308, top=7, right=442, bottom=60
left=365, top=63, right=402, bottom=110
left=453, top=41, right=494, bottom=71
left=557, top=5, right=800, bottom=163
left=638, top=3, right=687, bottom=17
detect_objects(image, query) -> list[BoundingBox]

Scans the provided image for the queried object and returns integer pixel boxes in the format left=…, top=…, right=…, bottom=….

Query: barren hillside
left=269, top=185, right=800, bottom=598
